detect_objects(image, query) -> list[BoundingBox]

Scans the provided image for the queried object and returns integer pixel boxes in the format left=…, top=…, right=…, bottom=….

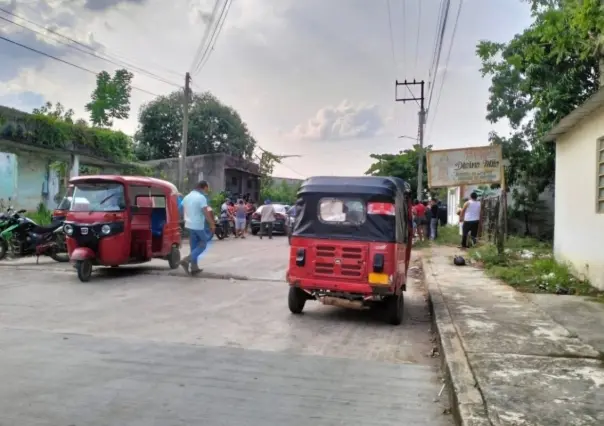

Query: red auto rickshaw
left=62, top=175, right=182, bottom=282
left=286, top=176, right=413, bottom=325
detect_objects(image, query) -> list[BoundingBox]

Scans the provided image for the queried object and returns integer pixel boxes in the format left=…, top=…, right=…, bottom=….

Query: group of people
left=411, top=198, right=443, bottom=242
left=411, top=192, right=481, bottom=249
left=219, top=198, right=257, bottom=238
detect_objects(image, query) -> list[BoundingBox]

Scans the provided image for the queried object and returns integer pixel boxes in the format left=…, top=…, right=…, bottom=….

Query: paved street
left=0, top=237, right=452, bottom=425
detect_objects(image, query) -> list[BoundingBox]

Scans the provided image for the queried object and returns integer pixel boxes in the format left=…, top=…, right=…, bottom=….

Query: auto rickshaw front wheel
left=385, top=292, right=404, bottom=325
left=76, top=260, right=93, bottom=282
left=168, top=245, right=180, bottom=269
left=288, top=286, right=306, bottom=314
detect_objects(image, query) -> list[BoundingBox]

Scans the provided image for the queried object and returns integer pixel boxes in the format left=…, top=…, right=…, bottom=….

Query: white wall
left=447, top=187, right=460, bottom=225
left=554, top=105, right=604, bottom=290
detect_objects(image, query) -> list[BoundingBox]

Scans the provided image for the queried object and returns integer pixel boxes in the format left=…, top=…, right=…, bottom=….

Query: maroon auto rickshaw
left=63, top=175, right=182, bottom=282
left=286, top=176, right=413, bottom=325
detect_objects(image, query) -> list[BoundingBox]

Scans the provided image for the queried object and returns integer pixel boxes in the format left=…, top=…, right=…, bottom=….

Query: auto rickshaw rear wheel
left=168, top=245, right=180, bottom=269
left=76, top=260, right=92, bottom=282
left=288, top=286, right=306, bottom=314
left=385, top=292, right=404, bottom=325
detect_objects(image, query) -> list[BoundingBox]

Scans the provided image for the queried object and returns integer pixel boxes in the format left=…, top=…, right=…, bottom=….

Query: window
left=247, top=179, right=252, bottom=189
left=135, top=196, right=166, bottom=208
left=318, top=198, right=365, bottom=225
left=70, top=183, right=125, bottom=212
left=598, top=138, right=604, bottom=213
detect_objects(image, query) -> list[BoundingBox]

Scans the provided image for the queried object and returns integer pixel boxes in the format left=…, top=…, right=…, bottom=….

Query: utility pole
left=178, top=72, right=191, bottom=191
left=395, top=80, right=426, bottom=199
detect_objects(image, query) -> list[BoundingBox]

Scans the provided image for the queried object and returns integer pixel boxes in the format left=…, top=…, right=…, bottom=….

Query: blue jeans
left=189, top=228, right=211, bottom=267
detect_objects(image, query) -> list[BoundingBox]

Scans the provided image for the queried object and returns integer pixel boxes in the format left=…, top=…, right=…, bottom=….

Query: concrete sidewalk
left=423, top=246, right=604, bottom=426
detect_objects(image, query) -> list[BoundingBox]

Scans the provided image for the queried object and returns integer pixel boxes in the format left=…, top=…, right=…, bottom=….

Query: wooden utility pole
left=178, top=72, right=191, bottom=191
left=395, top=80, right=426, bottom=199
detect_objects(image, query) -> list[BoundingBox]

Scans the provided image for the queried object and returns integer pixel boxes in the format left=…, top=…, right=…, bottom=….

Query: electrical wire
left=386, top=0, right=398, bottom=70
left=426, top=0, right=451, bottom=112
left=0, top=15, right=182, bottom=89
left=0, top=34, right=160, bottom=97
left=189, top=0, right=223, bottom=74
left=413, top=0, right=421, bottom=75
left=426, top=0, right=463, bottom=141
left=192, top=0, right=233, bottom=76
left=0, top=6, right=183, bottom=83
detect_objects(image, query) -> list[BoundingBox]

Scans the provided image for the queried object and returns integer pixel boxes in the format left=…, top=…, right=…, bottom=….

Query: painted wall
left=0, top=152, right=18, bottom=206
left=554, top=104, right=604, bottom=290
left=0, top=151, right=60, bottom=211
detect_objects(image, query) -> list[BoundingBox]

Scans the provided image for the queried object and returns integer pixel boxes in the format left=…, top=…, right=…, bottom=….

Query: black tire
left=215, top=228, right=225, bottom=240
left=168, top=245, right=180, bottom=269
left=76, top=260, right=92, bottom=282
left=385, top=292, right=404, bottom=325
left=0, top=239, right=7, bottom=261
left=50, top=252, right=69, bottom=262
left=251, top=228, right=259, bottom=236
left=288, top=286, right=306, bottom=314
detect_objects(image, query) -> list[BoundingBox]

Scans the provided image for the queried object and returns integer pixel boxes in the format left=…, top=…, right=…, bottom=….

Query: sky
left=0, top=0, right=533, bottom=179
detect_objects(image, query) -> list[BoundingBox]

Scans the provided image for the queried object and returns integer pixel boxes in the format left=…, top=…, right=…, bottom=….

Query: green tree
left=85, top=69, right=134, bottom=127
left=260, top=180, right=300, bottom=204
left=365, top=144, right=431, bottom=199
left=32, top=101, right=74, bottom=123
left=134, top=91, right=256, bottom=160
left=477, top=0, right=604, bottom=193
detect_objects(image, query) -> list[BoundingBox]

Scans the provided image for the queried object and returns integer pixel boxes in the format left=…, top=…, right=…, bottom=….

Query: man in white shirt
left=459, top=192, right=481, bottom=248
left=259, top=199, right=276, bottom=239
left=180, top=181, right=215, bottom=275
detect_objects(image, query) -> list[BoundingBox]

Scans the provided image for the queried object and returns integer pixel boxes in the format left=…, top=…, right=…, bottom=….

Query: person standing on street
left=430, top=198, right=439, bottom=240
left=179, top=181, right=215, bottom=275
left=234, top=199, right=247, bottom=238
left=459, top=192, right=481, bottom=248
left=412, top=199, right=426, bottom=241
left=259, top=199, right=276, bottom=239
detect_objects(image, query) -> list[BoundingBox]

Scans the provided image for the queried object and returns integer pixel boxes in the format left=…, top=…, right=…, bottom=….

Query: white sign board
left=426, top=145, right=503, bottom=188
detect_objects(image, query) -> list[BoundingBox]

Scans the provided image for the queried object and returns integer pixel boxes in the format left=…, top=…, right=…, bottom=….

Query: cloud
left=290, top=101, right=387, bottom=141
left=83, top=0, right=148, bottom=11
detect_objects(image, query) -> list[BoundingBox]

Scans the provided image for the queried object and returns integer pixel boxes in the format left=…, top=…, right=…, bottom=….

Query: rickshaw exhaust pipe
left=320, top=296, right=366, bottom=310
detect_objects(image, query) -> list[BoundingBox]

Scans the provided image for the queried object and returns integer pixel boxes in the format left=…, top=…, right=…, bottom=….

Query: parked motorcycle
left=0, top=209, right=68, bottom=262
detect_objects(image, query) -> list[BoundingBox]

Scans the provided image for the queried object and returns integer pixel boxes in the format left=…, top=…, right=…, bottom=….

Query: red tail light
left=368, top=202, right=395, bottom=216
left=275, top=213, right=285, bottom=220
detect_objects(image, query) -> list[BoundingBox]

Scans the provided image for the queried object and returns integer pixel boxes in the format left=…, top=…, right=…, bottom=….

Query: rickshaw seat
left=150, top=209, right=166, bottom=237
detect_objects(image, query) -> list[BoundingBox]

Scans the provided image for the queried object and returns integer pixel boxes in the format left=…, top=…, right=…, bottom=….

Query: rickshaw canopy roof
left=69, top=175, right=178, bottom=194
left=298, top=176, right=410, bottom=198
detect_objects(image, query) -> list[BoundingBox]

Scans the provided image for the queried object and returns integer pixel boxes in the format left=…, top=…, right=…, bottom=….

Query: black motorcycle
left=0, top=210, right=68, bottom=262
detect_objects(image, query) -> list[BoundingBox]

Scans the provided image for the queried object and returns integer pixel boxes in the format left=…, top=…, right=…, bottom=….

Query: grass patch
left=26, top=203, right=52, bottom=225
left=468, top=237, right=604, bottom=300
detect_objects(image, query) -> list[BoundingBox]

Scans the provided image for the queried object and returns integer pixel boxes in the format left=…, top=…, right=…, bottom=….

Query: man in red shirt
left=412, top=199, right=427, bottom=241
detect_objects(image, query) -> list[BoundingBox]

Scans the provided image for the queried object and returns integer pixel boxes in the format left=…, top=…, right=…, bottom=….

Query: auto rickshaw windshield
left=70, top=182, right=126, bottom=212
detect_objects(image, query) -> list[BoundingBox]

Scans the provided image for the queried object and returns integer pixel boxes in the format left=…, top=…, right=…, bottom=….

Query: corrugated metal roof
left=543, top=87, right=604, bottom=142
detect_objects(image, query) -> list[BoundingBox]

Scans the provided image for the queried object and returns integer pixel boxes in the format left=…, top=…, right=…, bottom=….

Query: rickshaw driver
left=179, top=180, right=215, bottom=275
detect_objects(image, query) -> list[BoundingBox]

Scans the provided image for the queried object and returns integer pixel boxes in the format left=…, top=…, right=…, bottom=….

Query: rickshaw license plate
left=368, top=273, right=389, bottom=285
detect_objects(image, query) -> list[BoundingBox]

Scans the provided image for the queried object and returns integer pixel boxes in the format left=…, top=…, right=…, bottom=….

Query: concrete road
left=0, top=238, right=452, bottom=425
left=0, top=233, right=289, bottom=281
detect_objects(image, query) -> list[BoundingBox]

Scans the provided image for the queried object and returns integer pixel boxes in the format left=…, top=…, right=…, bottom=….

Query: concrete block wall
left=0, top=150, right=60, bottom=211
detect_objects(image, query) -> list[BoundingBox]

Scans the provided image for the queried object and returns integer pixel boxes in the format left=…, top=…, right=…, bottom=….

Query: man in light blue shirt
left=179, top=180, right=215, bottom=275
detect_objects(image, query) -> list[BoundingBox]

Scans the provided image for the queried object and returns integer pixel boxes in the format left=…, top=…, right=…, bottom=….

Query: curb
left=421, top=255, right=494, bottom=426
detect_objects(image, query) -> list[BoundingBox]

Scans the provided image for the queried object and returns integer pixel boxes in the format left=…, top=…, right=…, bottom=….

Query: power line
left=0, top=6, right=182, bottom=84
left=189, top=0, right=223, bottom=74
left=192, top=0, right=233, bottom=75
left=427, top=0, right=463, bottom=140
left=426, top=0, right=451, bottom=112
left=413, top=0, right=421, bottom=75
left=0, top=14, right=182, bottom=89
left=0, top=34, right=160, bottom=97
left=386, top=0, right=398, bottom=70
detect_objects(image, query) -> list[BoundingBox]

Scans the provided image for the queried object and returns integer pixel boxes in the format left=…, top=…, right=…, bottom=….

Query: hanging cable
left=0, top=35, right=160, bottom=97
left=0, top=6, right=182, bottom=83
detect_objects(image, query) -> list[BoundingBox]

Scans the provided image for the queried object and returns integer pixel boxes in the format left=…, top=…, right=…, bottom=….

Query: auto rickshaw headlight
left=63, top=224, right=73, bottom=235
left=101, top=224, right=111, bottom=235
